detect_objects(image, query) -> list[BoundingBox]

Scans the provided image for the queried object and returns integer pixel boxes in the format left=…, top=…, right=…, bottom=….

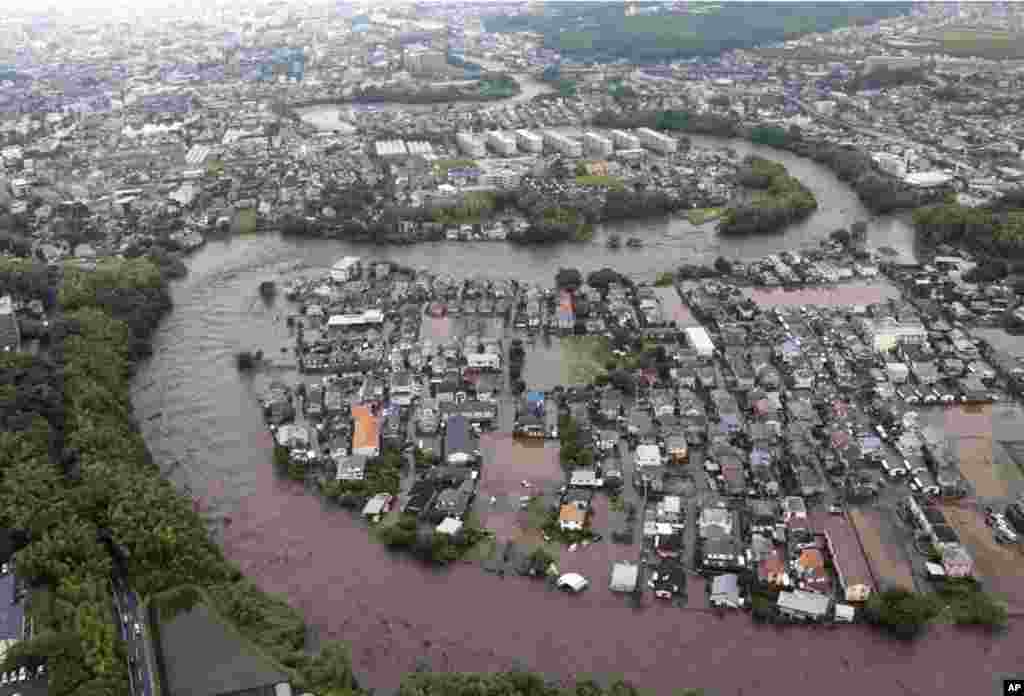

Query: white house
left=466, top=352, right=500, bottom=371
left=330, top=256, right=361, bottom=283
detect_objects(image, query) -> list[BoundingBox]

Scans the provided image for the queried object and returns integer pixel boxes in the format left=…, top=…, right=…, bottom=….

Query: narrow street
left=112, top=577, right=159, bottom=696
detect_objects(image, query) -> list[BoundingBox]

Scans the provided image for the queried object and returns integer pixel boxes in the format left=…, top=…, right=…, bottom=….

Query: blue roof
left=526, top=391, right=545, bottom=403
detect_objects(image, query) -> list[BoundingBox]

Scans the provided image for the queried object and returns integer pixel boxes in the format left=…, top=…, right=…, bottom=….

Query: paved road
left=112, top=578, right=158, bottom=696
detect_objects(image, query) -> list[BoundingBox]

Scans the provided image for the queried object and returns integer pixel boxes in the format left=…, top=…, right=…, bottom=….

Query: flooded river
left=129, top=147, right=1018, bottom=695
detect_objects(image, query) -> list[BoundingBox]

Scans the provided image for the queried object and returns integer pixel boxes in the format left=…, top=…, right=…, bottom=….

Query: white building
left=479, top=168, right=521, bottom=189
left=814, top=100, right=837, bottom=118
left=872, top=152, right=907, bottom=178
left=330, top=256, right=361, bottom=283
left=636, top=127, right=677, bottom=154
left=456, top=132, right=486, bottom=157
left=616, top=148, right=647, bottom=163
left=375, top=140, right=408, bottom=159
left=515, top=129, right=543, bottom=153
left=611, top=129, right=641, bottom=150
left=905, top=171, right=953, bottom=188
left=583, top=131, right=613, bottom=157
left=542, top=130, right=582, bottom=157
left=486, top=131, right=517, bottom=156
left=862, top=317, right=928, bottom=353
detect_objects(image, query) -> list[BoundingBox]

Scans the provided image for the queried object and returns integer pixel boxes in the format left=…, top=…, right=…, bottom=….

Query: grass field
left=561, top=336, right=613, bottom=385
left=686, top=207, right=724, bottom=226
left=574, top=175, right=625, bottom=190
left=920, top=29, right=1024, bottom=60
left=558, top=31, right=594, bottom=51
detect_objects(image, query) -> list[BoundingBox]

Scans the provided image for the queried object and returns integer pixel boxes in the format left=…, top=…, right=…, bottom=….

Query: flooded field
left=744, top=281, right=901, bottom=309
left=849, top=508, right=916, bottom=592
left=921, top=404, right=1024, bottom=502
left=479, top=435, right=562, bottom=498
left=939, top=504, right=1024, bottom=612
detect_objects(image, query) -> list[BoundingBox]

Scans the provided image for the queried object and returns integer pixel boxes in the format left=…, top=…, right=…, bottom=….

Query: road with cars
left=112, top=577, right=158, bottom=696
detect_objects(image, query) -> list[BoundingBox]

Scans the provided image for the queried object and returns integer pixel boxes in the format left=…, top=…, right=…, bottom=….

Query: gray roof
left=777, top=590, right=830, bottom=617
left=0, top=313, right=19, bottom=352
left=155, top=593, right=288, bottom=696
left=609, top=562, right=639, bottom=592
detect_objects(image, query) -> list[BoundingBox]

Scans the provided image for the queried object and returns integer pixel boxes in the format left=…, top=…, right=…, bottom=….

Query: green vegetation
left=232, top=208, right=258, bottom=235
left=557, top=79, right=578, bottom=98
left=935, top=579, right=1009, bottom=631
left=592, top=109, right=931, bottom=214
left=487, top=2, right=908, bottom=62
left=0, top=257, right=361, bottom=695
left=321, top=448, right=403, bottom=507
left=478, top=75, right=519, bottom=98
left=718, top=156, right=818, bottom=236
left=557, top=31, right=595, bottom=51
left=375, top=511, right=492, bottom=566
left=575, top=175, right=625, bottom=190
left=432, top=191, right=497, bottom=225
left=558, top=415, right=594, bottom=472
left=913, top=201, right=1024, bottom=260
left=561, top=336, right=613, bottom=384
left=922, top=29, right=1024, bottom=60
left=863, top=588, right=941, bottom=640
left=397, top=672, right=655, bottom=696
left=654, top=272, right=676, bottom=287
left=686, top=207, right=724, bottom=226
left=206, top=158, right=224, bottom=176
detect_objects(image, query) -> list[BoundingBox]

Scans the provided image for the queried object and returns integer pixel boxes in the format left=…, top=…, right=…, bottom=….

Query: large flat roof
left=154, top=589, right=287, bottom=696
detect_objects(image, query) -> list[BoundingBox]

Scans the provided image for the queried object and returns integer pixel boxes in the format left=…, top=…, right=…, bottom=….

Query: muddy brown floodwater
left=223, top=455, right=1023, bottom=696
left=131, top=160, right=1020, bottom=695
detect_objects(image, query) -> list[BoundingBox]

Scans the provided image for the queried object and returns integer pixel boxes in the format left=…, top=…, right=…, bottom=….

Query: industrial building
left=375, top=140, right=408, bottom=159
left=486, top=131, right=517, bottom=156
left=863, top=55, right=923, bottom=75
left=583, top=131, right=613, bottom=158
left=636, top=127, right=677, bottom=154
left=611, top=129, right=641, bottom=150
left=404, top=48, right=448, bottom=75
left=542, top=130, right=582, bottom=157
left=456, top=131, right=486, bottom=157
left=515, top=129, right=543, bottom=153
left=616, top=148, right=647, bottom=163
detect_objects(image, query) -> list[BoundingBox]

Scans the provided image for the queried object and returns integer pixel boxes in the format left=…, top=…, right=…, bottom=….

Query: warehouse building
left=486, top=131, right=517, bottom=156
left=583, top=131, right=613, bottom=158
left=456, top=132, right=486, bottom=157
left=542, top=130, right=582, bottom=157
left=636, top=127, right=677, bottom=154
left=515, top=129, right=543, bottom=153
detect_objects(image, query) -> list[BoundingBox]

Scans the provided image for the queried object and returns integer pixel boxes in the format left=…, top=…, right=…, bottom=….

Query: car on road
left=556, top=573, right=589, bottom=593
left=134, top=622, right=142, bottom=637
